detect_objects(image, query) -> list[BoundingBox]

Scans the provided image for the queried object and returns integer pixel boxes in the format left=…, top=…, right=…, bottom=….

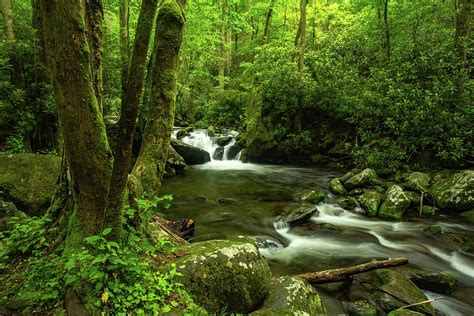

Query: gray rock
left=171, top=139, right=211, bottom=165
left=216, top=136, right=232, bottom=146
left=213, top=147, right=224, bottom=160
left=344, top=168, right=378, bottom=190
left=278, top=205, right=318, bottom=225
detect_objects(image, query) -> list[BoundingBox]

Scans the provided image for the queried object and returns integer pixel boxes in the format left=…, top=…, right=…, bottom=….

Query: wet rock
left=329, top=178, right=347, bottom=195
left=167, top=145, right=186, bottom=172
left=378, top=185, right=410, bottom=220
left=423, top=224, right=443, bottom=234
left=227, top=145, right=243, bottom=160
left=339, top=197, right=358, bottom=210
left=216, top=136, right=232, bottom=146
left=320, top=223, right=343, bottom=233
left=348, top=188, right=365, bottom=196
left=358, top=190, right=382, bottom=216
left=207, top=125, right=216, bottom=137
left=460, top=210, right=474, bottom=224
left=340, top=171, right=355, bottom=183
left=278, top=205, right=318, bottom=225
left=347, top=300, right=377, bottom=316
left=176, top=127, right=193, bottom=139
left=0, top=199, right=29, bottom=231
left=432, top=170, right=474, bottom=211
left=398, top=267, right=457, bottom=294
left=351, top=269, right=434, bottom=314
left=420, top=205, right=437, bottom=216
left=295, top=189, right=326, bottom=204
left=252, top=276, right=326, bottom=315
left=405, top=191, right=421, bottom=207
left=171, top=139, right=211, bottom=165
left=213, top=147, right=224, bottom=160
left=0, top=154, right=61, bottom=216
left=163, top=240, right=272, bottom=313
left=217, top=197, right=237, bottom=204
left=406, top=172, right=431, bottom=193
left=344, top=168, right=377, bottom=190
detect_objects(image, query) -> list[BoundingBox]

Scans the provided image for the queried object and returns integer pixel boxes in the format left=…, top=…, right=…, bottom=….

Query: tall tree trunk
left=263, top=0, right=276, bottom=42
left=1, top=0, right=14, bottom=40
left=40, top=0, right=113, bottom=249
left=455, top=0, right=472, bottom=101
left=85, top=0, right=104, bottom=112
left=218, top=0, right=227, bottom=87
left=295, top=0, right=307, bottom=133
left=376, top=0, right=390, bottom=60
left=226, top=13, right=232, bottom=76
left=131, top=0, right=186, bottom=198
left=106, top=0, right=159, bottom=239
left=120, top=0, right=130, bottom=96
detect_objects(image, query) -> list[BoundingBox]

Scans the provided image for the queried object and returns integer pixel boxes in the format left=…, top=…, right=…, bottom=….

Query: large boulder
left=166, top=145, right=186, bottom=172
left=213, top=147, right=224, bottom=160
left=0, top=154, right=60, bottom=216
left=351, top=269, right=434, bottom=315
left=216, top=136, right=232, bottom=146
left=405, top=172, right=430, bottom=193
left=165, top=240, right=272, bottom=313
left=432, top=170, right=474, bottom=211
left=170, top=139, right=211, bottom=165
left=227, top=145, right=243, bottom=160
left=378, top=185, right=411, bottom=220
left=329, top=178, right=347, bottom=195
left=358, top=190, right=382, bottom=216
left=252, top=276, right=326, bottom=315
left=398, top=267, right=457, bottom=294
left=344, top=168, right=377, bottom=190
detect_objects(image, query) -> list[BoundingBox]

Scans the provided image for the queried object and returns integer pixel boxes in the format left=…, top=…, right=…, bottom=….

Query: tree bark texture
left=120, top=0, right=130, bottom=96
left=297, top=257, right=409, bottom=284
left=131, top=0, right=186, bottom=198
left=1, top=0, right=14, bottom=40
left=106, top=0, right=159, bottom=239
left=40, top=0, right=113, bottom=244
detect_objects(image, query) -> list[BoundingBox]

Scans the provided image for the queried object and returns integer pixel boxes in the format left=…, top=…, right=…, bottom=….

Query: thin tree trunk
left=454, top=0, right=472, bottom=102
left=131, top=0, right=186, bottom=198
left=297, top=257, right=409, bottom=284
left=226, top=14, right=232, bottom=76
left=294, top=0, right=307, bottom=133
left=120, top=0, right=130, bottom=96
left=263, top=0, right=276, bottom=42
left=106, top=0, right=159, bottom=240
left=40, top=0, right=113, bottom=249
left=1, top=0, right=14, bottom=40
left=383, top=0, right=390, bottom=60
left=86, top=0, right=104, bottom=112
left=219, top=0, right=226, bottom=88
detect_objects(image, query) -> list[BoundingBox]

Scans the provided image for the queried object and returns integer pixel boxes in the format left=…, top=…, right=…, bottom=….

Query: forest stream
left=163, top=129, right=474, bottom=315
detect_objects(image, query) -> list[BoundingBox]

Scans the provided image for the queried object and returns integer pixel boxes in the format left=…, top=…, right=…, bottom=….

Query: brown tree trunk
left=40, top=0, right=113, bottom=249
left=294, top=0, right=307, bottom=133
left=131, top=0, right=186, bottom=198
left=298, top=257, right=409, bottom=284
left=120, top=0, right=130, bottom=96
left=1, top=0, right=14, bottom=40
left=106, top=0, right=159, bottom=240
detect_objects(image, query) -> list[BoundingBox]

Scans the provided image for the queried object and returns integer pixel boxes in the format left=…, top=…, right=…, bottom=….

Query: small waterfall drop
left=173, top=128, right=244, bottom=162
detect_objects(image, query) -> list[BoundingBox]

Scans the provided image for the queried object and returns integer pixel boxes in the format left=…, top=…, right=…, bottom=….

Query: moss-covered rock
left=278, top=205, right=318, bottom=225
left=348, top=300, right=377, bottom=316
left=404, top=191, right=421, bottom=207
left=352, top=269, right=434, bottom=315
left=296, top=189, right=326, bottom=204
left=329, top=178, right=347, bottom=195
left=0, top=199, right=29, bottom=231
left=358, top=190, right=382, bottom=216
left=164, top=240, right=272, bottom=313
left=216, top=136, right=232, bottom=146
left=387, top=309, right=424, bottom=316
left=378, top=185, right=410, bottom=220
left=398, top=267, right=457, bottom=294
left=338, top=197, right=358, bottom=210
left=344, top=168, right=377, bottom=190
left=432, top=170, right=474, bottom=211
left=252, top=276, right=326, bottom=315
left=460, top=210, right=474, bottom=224
left=420, top=205, right=437, bottom=216
left=405, top=172, right=431, bottom=193
left=0, top=154, right=61, bottom=216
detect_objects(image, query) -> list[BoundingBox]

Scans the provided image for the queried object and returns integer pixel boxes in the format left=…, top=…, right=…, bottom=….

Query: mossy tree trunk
left=106, top=0, right=159, bottom=239
left=40, top=0, right=113, bottom=248
left=131, top=0, right=186, bottom=198
left=120, top=0, right=130, bottom=96
left=294, top=0, right=307, bottom=133
left=263, top=0, right=276, bottom=42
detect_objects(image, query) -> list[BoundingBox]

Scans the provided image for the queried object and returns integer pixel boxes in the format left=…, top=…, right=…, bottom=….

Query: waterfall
left=172, top=128, right=244, bottom=161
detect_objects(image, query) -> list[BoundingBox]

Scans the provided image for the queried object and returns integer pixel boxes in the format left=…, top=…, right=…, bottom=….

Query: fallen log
left=297, top=257, right=409, bottom=284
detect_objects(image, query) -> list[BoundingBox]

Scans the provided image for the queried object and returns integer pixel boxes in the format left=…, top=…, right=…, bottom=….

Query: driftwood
left=297, top=257, right=409, bottom=284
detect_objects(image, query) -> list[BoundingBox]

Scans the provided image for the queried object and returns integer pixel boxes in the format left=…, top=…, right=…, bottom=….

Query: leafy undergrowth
left=0, top=196, right=200, bottom=315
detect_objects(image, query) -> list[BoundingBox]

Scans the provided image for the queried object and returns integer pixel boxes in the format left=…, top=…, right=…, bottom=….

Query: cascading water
left=172, top=128, right=243, bottom=162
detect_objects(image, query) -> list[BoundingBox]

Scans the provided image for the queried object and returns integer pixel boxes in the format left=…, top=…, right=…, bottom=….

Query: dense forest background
left=1, top=0, right=472, bottom=171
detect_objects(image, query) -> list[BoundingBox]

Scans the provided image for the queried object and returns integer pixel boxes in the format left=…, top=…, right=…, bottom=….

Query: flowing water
left=163, top=129, right=474, bottom=314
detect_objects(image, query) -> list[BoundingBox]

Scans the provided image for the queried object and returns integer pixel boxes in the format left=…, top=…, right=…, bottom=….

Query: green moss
left=349, top=300, right=377, bottom=316
left=358, top=190, right=382, bottom=216
left=163, top=240, right=272, bottom=313
left=432, top=170, right=474, bottom=211
left=460, top=210, right=474, bottom=224
left=378, top=185, right=410, bottom=220
left=387, top=309, right=424, bottom=316
left=296, top=189, right=326, bottom=204
left=329, top=178, right=347, bottom=195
